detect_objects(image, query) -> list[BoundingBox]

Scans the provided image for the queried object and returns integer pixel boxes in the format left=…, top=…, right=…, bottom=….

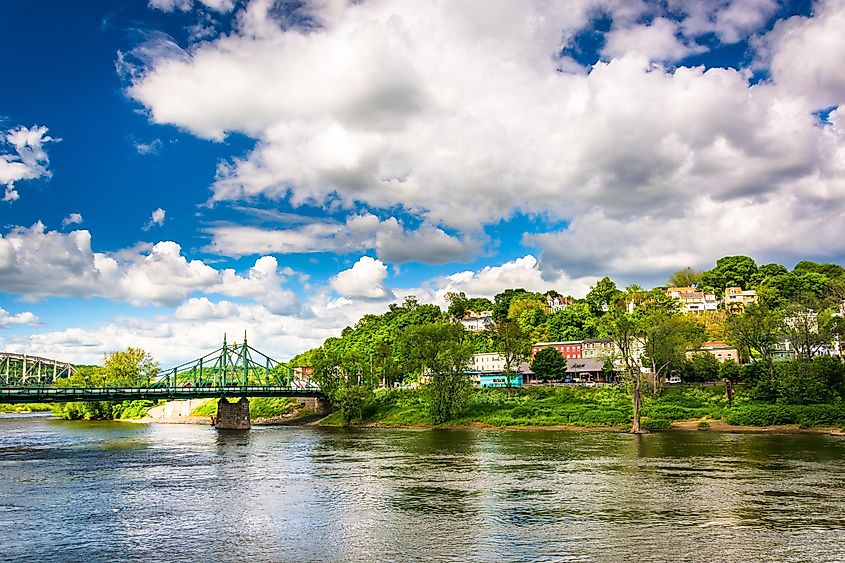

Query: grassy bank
left=0, top=403, right=53, bottom=414
left=318, top=386, right=845, bottom=431
left=190, top=397, right=299, bottom=420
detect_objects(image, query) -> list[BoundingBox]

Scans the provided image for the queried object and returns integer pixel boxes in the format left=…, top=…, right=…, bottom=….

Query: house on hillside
left=666, top=287, right=719, bottom=313
left=460, top=310, right=494, bottom=332
left=724, top=286, right=757, bottom=311
left=545, top=292, right=572, bottom=312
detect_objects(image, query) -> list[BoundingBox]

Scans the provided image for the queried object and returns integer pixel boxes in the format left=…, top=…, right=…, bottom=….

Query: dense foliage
left=51, top=348, right=160, bottom=420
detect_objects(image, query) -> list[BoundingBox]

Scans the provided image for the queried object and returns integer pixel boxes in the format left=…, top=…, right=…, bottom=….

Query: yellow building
left=724, top=286, right=757, bottom=311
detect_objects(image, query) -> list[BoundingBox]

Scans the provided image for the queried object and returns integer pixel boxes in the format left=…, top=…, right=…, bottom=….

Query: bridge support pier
left=300, top=396, right=332, bottom=416
left=214, top=397, right=250, bottom=430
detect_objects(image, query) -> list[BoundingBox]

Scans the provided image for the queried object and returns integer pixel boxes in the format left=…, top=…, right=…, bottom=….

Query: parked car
left=667, top=376, right=682, bottom=385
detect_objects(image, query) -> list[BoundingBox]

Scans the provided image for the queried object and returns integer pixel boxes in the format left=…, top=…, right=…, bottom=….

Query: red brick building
left=531, top=341, right=582, bottom=359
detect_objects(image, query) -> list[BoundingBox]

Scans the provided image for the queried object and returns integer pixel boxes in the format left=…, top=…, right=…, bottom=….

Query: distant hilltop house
left=686, top=342, right=740, bottom=363
left=545, top=291, right=572, bottom=312
left=666, top=285, right=756, bottom=313
left=460, top=310, right=494, bottom=332
left=724, top=286, right=758, bottom=311
left=666, top=286, right=719, bottom=313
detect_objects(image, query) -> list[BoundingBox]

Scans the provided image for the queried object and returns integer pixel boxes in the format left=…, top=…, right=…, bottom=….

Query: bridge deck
left=0, top=386, right=325, bottom=403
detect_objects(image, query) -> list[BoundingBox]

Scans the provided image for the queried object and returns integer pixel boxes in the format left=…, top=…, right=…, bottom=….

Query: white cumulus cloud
left=0, top=125, right=56, bottom=202
left=61, top=213, right=83, bottom=227
left=331, top=256, right=392, bottom=299
left=0, top=308, right=39, bottom=327
left=144, top=207, right=166, bottom=230
left=122, top=0, right=845, bottom=279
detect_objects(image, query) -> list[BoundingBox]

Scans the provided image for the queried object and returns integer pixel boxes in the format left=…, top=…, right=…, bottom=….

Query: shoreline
left=12, top=410, right=845, bottom=435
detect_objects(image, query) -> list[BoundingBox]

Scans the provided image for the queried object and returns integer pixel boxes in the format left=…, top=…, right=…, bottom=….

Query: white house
left=460, top=310, right=494, bottom=332
left=471, top=352, right=507, bottom=373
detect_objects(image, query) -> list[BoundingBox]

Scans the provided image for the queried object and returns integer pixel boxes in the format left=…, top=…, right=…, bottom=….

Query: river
left=1, top=414, right=844, bottom=562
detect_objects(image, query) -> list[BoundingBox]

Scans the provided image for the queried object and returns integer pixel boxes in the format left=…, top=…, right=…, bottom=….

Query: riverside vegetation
left=33, top=255, right=845, bottom=431
left=294, top=255, right=845, bottom=431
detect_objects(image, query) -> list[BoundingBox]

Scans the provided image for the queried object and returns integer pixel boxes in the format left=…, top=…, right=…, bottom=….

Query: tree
left=507, top=294, right=547, bottom=320
left=493, top=288, right=530, bottom=321
left=780, top=297, right=830, bottom=360
left=493, top=321, right=532, bottom=390
left=641, top=304, right=704, bottom=395
left=445, top=291, right=469, bottom=319
left=725, top=304, right=781, bottom=370
left=530, top=347, right=567, bottom=381
left=586, top=277, right=623, bottom=315
left=547, top=301, right=599, bottom=341
left=680, top=353, right=720, bottom=382
left=700, top=255, right=758, bottom=296
left=668, top=267, right=703, bottom=288
left=103, top=348, right=159, bottom=387
left=601, top=299, right=644, bottom=433
left=399, top=323, right=474, bottom=424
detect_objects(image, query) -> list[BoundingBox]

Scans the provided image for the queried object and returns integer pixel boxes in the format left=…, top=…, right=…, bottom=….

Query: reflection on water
left=1, top=416, right=844, bottom=562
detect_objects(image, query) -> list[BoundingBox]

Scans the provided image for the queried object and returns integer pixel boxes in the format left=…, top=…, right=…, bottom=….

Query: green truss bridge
left=0, top=336, right=327, bottom=428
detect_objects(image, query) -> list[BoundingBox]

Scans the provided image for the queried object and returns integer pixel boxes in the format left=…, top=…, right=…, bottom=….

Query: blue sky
left=1, top=0, right=843, bottom=364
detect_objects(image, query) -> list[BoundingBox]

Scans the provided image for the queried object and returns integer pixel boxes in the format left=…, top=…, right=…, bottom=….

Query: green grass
left=319, top=385, right=845, bottom=430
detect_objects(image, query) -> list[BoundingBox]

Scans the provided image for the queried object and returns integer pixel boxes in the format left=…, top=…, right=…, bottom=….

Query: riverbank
left=315, top=386, right=845, bottom=434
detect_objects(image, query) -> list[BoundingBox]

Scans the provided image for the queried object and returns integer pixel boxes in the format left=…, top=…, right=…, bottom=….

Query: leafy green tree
left=399, top=323, right=474, bottom=424
left=586, top=277, right=623, bottom=315
left=719, top=359, right=742, bottom=382
left=668, top=267, right=702, bottom=288
left=104, top=348, right=159, bottom=387
left=680, top=353, right=720, bottom=382
left=507, top=293, right=547, bottom=319
left=774, top=356, right=845, bottom=404
left=725, top=304, right=781, bottom=370
left=641, top=300, right=704, bottom=395
left=445, top=293, right=494, bottom=319
left=700, top=255, right=758, bottom=296
left=601, top=298, right=644, bottom=433
left=547, top=301, right=599, bottom=341
left=336, top=385, right=375, bottom=423
left=529, top=347, right=567, bottom=381
left=493, top=288, right=530, bottom=321
left=445, top=291, right=469, bottom=319
left=493, top=320, right=532, bottom=389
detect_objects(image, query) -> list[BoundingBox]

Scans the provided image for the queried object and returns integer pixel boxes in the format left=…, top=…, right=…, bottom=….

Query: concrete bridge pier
left=300, top=396, right=332, bottom=416
left=213, top=397, right=251, bottom=429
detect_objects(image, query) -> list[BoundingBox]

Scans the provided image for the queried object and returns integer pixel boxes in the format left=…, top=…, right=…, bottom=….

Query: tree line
left=293, top=255, right=845, bottom=431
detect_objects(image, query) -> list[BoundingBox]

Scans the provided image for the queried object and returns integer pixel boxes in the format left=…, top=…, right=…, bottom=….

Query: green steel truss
left=0, top=334, right=323, bottom=403
left=151, top=333, right=299, bottom=390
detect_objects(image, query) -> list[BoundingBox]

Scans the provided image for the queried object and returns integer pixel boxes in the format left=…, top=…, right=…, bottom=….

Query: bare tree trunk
left=631, top=367, right=642, bottom=433
left=651, top=359, right=658, bottom=395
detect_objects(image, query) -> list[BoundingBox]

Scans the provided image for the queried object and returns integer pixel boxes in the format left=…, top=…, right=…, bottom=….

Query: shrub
left=641, top=418, right=672, bottom=431
left=724, top=405, right=797, bottom=426
left=697, top=420, right=711, bottom=430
